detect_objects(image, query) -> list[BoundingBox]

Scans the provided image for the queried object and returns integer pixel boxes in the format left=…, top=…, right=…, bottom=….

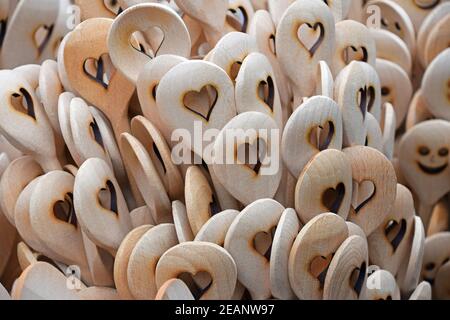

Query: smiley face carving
left=399, top=120, right=450, bottom=206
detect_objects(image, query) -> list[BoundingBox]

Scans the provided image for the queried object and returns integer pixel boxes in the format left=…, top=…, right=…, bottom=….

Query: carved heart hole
left=357, top=86, right=375, bottom=120
left=343, top=46, right=368, bottom=64
left=0, top=19, right=7, bottom=49
left=258, top=76, right=275, bottom=112
left=322, top=183, right=346, bottom=214
left=230, top=60, right=243, bottom=82
left=98, top=180, right=118, bottom=215
left=53, top=193, right=77, bottom=227
left=253, top=227, right=277, bottom=260
left=268, top=34, right=276, bottom=56
left=351, top=180, right=376, bottom=213
left=10, top=88, right=36, bottom=120
left=236, top=138, right=267, bottom=175
left=89, top=118, right=105, bottom=149
left=384, top=219, right=407, bottom=253
left=226, top=6, right=249, bottom=32
left=183, top=85, right=218, bottom=121
left=33, top=24, right=54, bottom=56
left=309, top=121, right=335, bottom=151
left=104, top=0, right=122, bottom=15
left=350, top=262, right=367, bottom=297
left=178, top=271, right=213, bottom=300
left=310, top=254, right=334, bottom=289
left=83, top=53, right=116, bottom=89
left=130, top=27, right=165, bottom=59
left=297, top=22, right=324, bottom=57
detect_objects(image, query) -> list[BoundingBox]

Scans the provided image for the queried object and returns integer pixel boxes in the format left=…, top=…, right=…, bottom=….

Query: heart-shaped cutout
left=183, top=85, right=218, bottom=122
left=226, top=7, right=249, bottom=32
left=104, top=0, right=122, bottom=14
left=310, top=254, right=334, bottom=289
left=343, top=46, right=368, bottom=64
left=98, top=180, right=118, bottom=215
left=237, top=138, right=267, bottom=175
left=357, top=86, right=376, bottom=119
left=352, top=180, right=376, bottom=213
left=322, top=183, right=346, bottom=214
left=297, top=22, right=324, bottom=57
left=349, top=262, right=367, bottom=297
left=253, top=228, right=276, bottom=259
left=0, top=19, right=7, bottom=49
left=384, top=219, right=407, bottom=253
left=89, top=118, right=105, bottom=149
left=53, top=192, right=77, bottom=227
left=258, top=76, right=275, bottom=112
left=309, top=121, right=335, bottom=151
left=179, top=271, right=213, bottom=300
left=130, top=27, right=165, bottom=59
left=83, top=54, right=116, bottom=89
left=10, top=88, right=36, bottom=120
left=33, top=24, right=54, bottom=56
left=268, top=34, right=276, bottom=55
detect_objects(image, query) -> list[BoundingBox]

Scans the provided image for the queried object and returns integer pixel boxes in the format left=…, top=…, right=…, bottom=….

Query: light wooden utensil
left=397, top=216, right=425, bottom=296
left=295, top=149, right=352, bottom=224
left=108, top=3, right=191, bottom=84
left=114, top=224, right=152, bottom=300
left=60, top=18, right=135, bottom=142
left=376, top=58, right=413, bottom=129
left=235, top=52, right=283, bottom=129
left=276, top=0, right=335, bottom=106
left=289, top=213, right=349, bottom=300
left=0, top=156, right=43, bottom=226
left=333, top=20, right=376, bottom=76
left=172, top=200, right=194, bottom=243
left=323, top=235, right=369, bottom=300
left=368, top=184, right=415, bottom=276
left=136, top=54, right=187, bottom=141
left=156, top=59, right=237, bottom=160
left=12, top=262, right=81, bottom=300
left=270, top=208, right=301, bottom=300
left=399, top=120, right=450, bottom=224
left=185, top=166, right=218, bottom=236
left=282, top=96, right=343, bottom=178
left=344, top=146, right=397, bottom=236
left=224, top=199, right=284, bottom=300
left=248, top=9, right=291, bottom=108
left=421, top=49, right=450, bottom=121
left=1, top=0, right=71, bottom=68
left=126, top=224, right=178, bottom=300
left=74, top=158, right=133, bottom=256
left=155, top=241, right=237, bottom=300
left=334, top=61, right=381, bottom=146
left=74, top=0, right=119, bottom=21
left=0, top=70, right=62, bottom=172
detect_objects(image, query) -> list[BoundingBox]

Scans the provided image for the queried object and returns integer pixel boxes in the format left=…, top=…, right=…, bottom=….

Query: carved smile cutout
left=417, top=162, right=448, bottom=175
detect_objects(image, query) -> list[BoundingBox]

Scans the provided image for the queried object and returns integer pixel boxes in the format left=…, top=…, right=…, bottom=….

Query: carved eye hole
left=381, top=18, right=389, bottom=27
left=381, top=87, right=391, bottom=96
left=425, top=262, right=436, bottom=271
left=438, top=148, right=449, bottom=157
left=394, top=22, right=401, bottom=31
left=418, top=146, right=430, bottom=156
